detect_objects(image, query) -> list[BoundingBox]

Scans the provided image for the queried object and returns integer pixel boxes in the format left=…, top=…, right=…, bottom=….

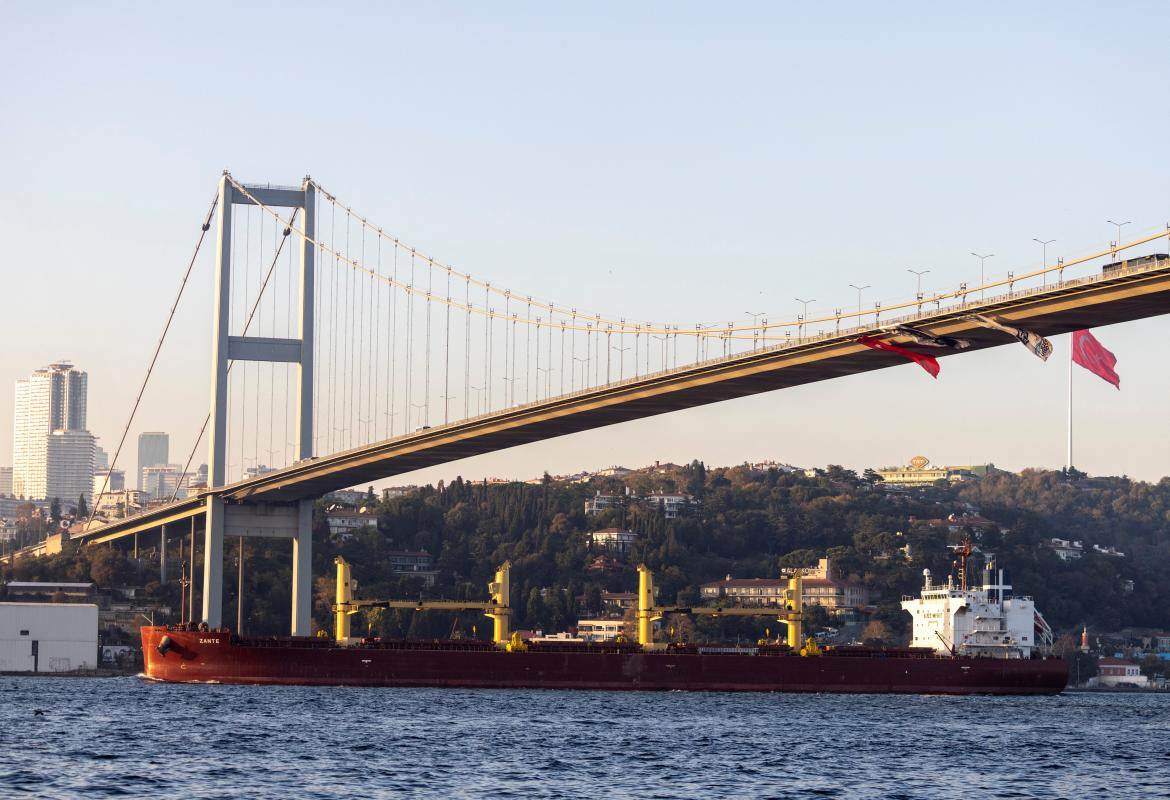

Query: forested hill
left=319, top=463, right=1170, bottom=638
left=6, top=463, right=1167, bottom=640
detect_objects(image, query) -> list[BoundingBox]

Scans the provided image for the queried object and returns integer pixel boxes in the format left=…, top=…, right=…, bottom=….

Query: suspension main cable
left=89, top=192, right=220, bottom=524
left=307, top=178, right=653, bottom=329
left=258, top=176, right=1170, bottom=337
left=230, top=176, right=761, bottom=338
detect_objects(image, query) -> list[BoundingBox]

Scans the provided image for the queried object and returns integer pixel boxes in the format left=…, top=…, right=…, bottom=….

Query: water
left=1, top=678, right=1166, bottom=799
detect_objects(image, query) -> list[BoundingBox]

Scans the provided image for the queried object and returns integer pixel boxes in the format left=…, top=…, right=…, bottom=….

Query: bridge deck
left=80, top=262, right=1170, bottom=546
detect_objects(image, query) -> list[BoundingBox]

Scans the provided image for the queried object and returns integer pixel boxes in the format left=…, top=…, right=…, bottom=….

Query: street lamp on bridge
left=1033, top=238, right=1055, bottom=288
left=793, top=298, right=814, bottom=340
left=969, top=253, right=993, bottom=300
left=1106, top=219, right=1131, bottom=258
left=745, top=311, right=766, bottom=350
left=848, top=285, right=870, bottom=327
left=907, top=269, right=930, bottom=312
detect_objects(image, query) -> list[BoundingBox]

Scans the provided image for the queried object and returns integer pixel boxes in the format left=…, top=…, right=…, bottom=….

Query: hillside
left=6, top=463, right=1168, bottom=642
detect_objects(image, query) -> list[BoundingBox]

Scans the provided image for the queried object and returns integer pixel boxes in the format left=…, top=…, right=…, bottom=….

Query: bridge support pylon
left=202, top=173, right=315, bottom=633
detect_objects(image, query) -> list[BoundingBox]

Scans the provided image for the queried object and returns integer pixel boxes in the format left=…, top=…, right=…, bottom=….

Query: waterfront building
left=0, top=603, right=98, bottom=672
left=13, top=362, right=94, bottom=503
left=1094, top=658, right=1149, bottom=687
left=575, top=618, right=627, bottom=642
left=136, top=432, right=169, bottom=492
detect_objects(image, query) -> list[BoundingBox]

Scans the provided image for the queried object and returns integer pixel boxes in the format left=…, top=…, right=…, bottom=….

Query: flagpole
left=1067, top=335, right=1073, bottom=471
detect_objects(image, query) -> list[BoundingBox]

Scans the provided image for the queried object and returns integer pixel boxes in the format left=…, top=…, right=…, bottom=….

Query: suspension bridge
left=75, top=173, right=1170, bottom=634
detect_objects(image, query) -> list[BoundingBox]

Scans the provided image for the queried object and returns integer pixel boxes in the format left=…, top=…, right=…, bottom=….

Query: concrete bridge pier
left=291, top=500, right=313, bottom=637
left=201, top=500, right=313, bottom=635
left=202, top=497, right=224, bottom=629
left=159, top=524, right=167, bottom=583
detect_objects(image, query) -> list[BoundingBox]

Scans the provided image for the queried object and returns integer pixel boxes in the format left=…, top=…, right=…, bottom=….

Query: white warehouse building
left=0, top=603, right=98, bottom=672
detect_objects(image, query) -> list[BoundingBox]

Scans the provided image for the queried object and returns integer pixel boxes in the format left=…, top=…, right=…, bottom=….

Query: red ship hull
left=141, top=628, right=1068, bottom=694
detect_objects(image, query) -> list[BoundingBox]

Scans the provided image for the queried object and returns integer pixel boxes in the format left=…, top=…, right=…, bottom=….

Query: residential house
left=326, top=509, right=379, bottom=537
left=387, top=550, right=437, bottom=587
left=588, top=528, right=639, bottom=555
left=1094, top=657, right=1149, bottom=687
left=1045, top=538, right=1084, bottom=561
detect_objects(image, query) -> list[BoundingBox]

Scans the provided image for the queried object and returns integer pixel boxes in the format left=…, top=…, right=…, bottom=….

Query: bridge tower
left=203, top=174, right=316, bottom=635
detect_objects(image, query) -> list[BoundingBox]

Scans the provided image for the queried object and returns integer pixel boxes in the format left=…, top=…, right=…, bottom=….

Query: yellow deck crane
left=636, top=564, right=818, bottom=654
left=333, top=557, right=513, bottom=647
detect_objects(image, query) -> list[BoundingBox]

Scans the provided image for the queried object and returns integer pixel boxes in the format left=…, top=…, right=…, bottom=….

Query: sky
left=1, top=1, right=1168, bottom=488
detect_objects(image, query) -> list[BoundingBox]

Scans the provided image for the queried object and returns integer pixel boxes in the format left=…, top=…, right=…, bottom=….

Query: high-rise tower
left=13, top=362, right=95, bottom=505
left=137, top=432, right=169, bottom=492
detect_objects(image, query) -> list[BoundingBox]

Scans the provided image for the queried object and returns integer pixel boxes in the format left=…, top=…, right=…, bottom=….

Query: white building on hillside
left=587, top=528, right=639, bottom=554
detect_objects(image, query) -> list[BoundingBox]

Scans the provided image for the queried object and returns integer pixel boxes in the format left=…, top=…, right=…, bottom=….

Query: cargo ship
left=141, top=555, right=1068, bottom=694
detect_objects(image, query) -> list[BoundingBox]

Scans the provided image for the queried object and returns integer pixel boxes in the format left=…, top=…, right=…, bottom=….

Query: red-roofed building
left=1094, top=658, right=1148, bottom=688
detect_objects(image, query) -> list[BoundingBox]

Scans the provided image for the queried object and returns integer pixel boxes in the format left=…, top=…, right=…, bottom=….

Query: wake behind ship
left=141, top=557, right=1068, bottom=694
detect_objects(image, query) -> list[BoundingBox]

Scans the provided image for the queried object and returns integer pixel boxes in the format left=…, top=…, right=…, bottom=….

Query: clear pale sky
left=2, top=2, right=1168, bottom=487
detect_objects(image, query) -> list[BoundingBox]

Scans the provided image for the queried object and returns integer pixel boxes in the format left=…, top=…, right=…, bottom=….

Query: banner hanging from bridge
left=971, top=315, right=1053, bottom=361
left=889, top=324, right=972, bottom=350
left=856, top=336, right=940, bottom=378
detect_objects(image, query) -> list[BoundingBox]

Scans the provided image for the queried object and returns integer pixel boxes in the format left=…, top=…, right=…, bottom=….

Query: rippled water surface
left=1, top=677, right=1166, bottom=799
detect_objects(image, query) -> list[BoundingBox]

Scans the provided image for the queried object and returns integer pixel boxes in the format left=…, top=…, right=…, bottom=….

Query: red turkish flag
left=1072, top=330, right=1120, bottom=389
left=857, top=336, right=940, bottom=378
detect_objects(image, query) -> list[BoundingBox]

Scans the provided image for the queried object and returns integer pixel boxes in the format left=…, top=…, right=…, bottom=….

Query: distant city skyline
left=2, top=4, right=1168, bottom=487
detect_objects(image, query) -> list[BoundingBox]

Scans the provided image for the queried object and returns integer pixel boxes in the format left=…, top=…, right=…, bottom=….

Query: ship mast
left=948, top=538, right=974, bottom=592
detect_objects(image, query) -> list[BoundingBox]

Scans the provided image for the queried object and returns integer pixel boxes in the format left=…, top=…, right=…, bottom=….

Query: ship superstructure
left=902, top=559, right=1054, bottom=659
